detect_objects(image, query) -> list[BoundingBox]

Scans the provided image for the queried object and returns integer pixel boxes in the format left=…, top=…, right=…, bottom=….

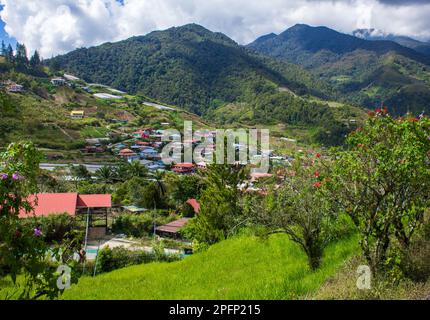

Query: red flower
left=314, top=182, right=322, bottom=188
left=316, top=153, right=321, bottom=158
left=368, top=111, right=375, bottom=117
left=375, top=108, right=382, bottom=114
left=314, top=171, right=320, bottom=178
left=383, top=107, right=388, bottom=114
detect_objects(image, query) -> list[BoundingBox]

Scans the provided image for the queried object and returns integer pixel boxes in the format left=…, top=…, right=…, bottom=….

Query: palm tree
left=150, top=170, right=166, bottom=200
left=127, top=161, right=148, bottom=179
left=95, top=166, right=114, bottom=184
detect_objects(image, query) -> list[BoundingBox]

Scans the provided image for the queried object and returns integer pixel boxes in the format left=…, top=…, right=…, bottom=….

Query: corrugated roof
left=77, top=194, right=112, bottom=208
left=156, top=218, right=190, bottom=234
left=20, top=193, right=78, bottom=218
left=186, top=198, right=200, bottom=214
left=19, top=193, right=112, bottom=218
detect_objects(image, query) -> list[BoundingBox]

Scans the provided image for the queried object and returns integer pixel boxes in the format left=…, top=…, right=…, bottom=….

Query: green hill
left=47, top=24, right=333, bottom=116
left=247, top=24, right=430, bottom=115
left=0, top=68, right=210, bottom=157
left=61, top=234, right=359, bottom=300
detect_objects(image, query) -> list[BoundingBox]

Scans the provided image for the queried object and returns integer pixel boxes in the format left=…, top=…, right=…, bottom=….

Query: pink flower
left=0, top=173, right=8, bottom=180
left=12, top=172, right=22, bottom=181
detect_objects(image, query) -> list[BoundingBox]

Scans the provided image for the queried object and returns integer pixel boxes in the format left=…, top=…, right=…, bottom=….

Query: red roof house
left=19, top=193, right=112, bottom=218
left=186, top=198, right=200, bottom=214
left=172, top=163, right=195, bottom=174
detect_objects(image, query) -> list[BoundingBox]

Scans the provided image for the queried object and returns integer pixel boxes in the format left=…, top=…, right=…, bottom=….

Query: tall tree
left=15, top=42, right=29, bottom=66
left=1, top=41, right=6, bottom=56
left=327, top=110, right=430, bottom=273
left=5, top=44, right=14, bottom=62
left=30, top=50, right=42, bottom=68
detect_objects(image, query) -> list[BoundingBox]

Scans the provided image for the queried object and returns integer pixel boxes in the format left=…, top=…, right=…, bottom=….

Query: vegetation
left=325, top=110, right=430, bottom=274
left=0, top=142, right=80, bottom=300
left=60, top=233, right=360, bottom=300
left=248, top=24, right=430, bottom=115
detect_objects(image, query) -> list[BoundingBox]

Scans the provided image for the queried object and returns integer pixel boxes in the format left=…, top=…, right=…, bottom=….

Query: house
left=7, top=83, right=24, bottom=93
left=186, top=199, right=200, bottom=214
left=250, top=172, right=273, bottom=182
left=140, top=148, right=159, bottom=159
left=132, top=129, right=151, bottom=139
left=70, top=110, right=85, bottom=119
left=82, top=146, right=104, bottom=154
left=51, top=78, right=66, bottom=86
left=172, top=163, right=195, bottom=174
left=155, top=218, right=190, bottom=239
left=119, top=148, right=139, bottom=161
left=19, top=193, right=112, bottom=239
left=63, top=74, right=79, bottom=81
left=121, top=205, right=148, bottom=214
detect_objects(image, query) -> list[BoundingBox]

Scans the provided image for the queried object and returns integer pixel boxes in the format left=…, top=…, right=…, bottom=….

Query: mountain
left=248, top=24, right=430, bottom=115
left=47, top=24, right=331, bottom=116
left=353, top=28, right=430, bottom=56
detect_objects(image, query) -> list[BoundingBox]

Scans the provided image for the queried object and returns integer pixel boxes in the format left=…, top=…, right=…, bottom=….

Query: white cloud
left=1, top=0, right=430, bottom=58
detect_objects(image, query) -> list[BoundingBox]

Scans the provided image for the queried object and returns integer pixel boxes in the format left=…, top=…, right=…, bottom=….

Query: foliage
left=95, top=245, right=180, bottom=274
left=61, top=234, right=360, bottom=299
left=19, top=214, right=83, bottom=244
left=112, top=213, right=175, bottom=238
left=188, top=164, right=248, bottom=245
left=326, top=111, right=430, bottom=273
left=0, top=142, right=80, bottom=299
left=247, top=23, right=430, bottom=115
left=245, top=155, right=338, bottom=269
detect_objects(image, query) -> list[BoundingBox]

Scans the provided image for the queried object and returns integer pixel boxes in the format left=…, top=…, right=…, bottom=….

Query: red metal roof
left=174, top=163, right=194, bottom=168
left=119, top=148, right=135, bottom=155
left=186, top=198, right=200, bottom=214
left=77, top=194, right=112, bottom=208
left=156, top=218, right=190, bottom=234
left=19, top=193, right=78, bottom=218
left=19, top=193, right=112, bottom=218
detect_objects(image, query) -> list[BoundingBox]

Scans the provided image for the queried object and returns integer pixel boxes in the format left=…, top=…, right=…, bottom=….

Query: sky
left=1, top=0, right=430, bottom=58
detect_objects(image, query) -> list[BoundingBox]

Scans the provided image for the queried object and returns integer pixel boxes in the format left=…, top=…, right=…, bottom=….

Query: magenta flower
left=12, top=172, right=22, bottom=181
left=34, top=228, right=42, bottom=237
left=0, top=173, right=8, bottom=180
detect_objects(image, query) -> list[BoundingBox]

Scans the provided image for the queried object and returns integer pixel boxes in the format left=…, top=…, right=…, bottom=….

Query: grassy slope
left=62, top=234, right=360, bottom=300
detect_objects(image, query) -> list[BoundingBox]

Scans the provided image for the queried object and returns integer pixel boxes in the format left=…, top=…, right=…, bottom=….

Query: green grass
left=61, top=234, right=360, bottom=300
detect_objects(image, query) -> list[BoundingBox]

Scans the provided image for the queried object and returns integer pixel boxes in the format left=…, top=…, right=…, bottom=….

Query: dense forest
left=248, top=24, right=430, bottom=115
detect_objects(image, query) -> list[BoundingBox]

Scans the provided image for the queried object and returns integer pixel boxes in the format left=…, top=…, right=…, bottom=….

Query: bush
left=112, top=213, right=175, bottom=238
left=96, top=245, right=181, bottom=274
left=19, top=214, right=82, bottom=244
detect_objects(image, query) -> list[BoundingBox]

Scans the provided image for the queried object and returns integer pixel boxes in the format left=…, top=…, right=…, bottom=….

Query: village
left=6, top=73, right=307, bottom=267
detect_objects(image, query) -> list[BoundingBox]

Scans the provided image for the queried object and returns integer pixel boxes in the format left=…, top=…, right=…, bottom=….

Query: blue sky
left=0, top=5, right=15, bottom=47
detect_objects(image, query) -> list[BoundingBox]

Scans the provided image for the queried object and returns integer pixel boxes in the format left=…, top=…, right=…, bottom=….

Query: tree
left=0, top=142, right=79, bottom=299
left=247, top=155, right=335, bottom=270
left=189, top=164, right=248, bottom=245
left=15, top=42, right=29, bottom=66
left=327, top=111, right=430, bottom=273
left=69, top=165, right=91, bottom=188
left=95, top=166, right=115, bottom=184
left=5, top=44, right=14, bottom=62
left=30, top=50, right=41, bottom=68
left=126, top=161, right=148, bottom=180
left=1, top=41, right=6, bottom=56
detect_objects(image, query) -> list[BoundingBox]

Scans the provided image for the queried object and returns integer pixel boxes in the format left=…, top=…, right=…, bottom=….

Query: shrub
left=112, top=213, right=175, bottom=238
left=20, top=214, right=82, bottom=244
left=96, top=245, right=181, bottom=274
